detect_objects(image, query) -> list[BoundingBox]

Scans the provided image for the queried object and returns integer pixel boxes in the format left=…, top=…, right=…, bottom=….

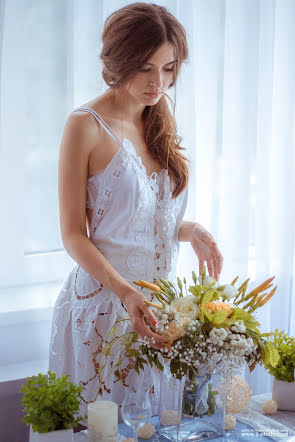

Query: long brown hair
left=100, top=2, right=189, bottom=197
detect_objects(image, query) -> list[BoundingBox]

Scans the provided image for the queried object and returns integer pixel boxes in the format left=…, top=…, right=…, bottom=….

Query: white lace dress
left=49, top=107, right=188, bottom=419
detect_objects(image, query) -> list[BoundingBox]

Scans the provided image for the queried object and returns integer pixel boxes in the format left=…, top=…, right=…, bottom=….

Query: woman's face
left=124, top=42, right=176, bottom=105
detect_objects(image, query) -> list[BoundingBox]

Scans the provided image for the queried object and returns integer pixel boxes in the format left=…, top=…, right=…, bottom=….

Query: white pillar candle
left=88, top=400, right=118, bottom=442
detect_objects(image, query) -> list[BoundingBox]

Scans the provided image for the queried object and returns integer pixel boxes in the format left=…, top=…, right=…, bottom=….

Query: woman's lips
left=144, top=92, right=162, bottom=98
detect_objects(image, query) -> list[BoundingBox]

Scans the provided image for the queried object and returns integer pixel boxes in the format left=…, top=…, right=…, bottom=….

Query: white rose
left=170, top=296, right=199, bottom=321
left=222, top=284, right=239, bottom=299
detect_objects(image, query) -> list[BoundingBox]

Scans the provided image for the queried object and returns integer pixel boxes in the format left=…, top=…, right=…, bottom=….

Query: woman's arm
left=178, top=220, right=197, bottom=242
left=178, top=220, right=223, bottom=280
left=58, top=112, right=169, bottom=349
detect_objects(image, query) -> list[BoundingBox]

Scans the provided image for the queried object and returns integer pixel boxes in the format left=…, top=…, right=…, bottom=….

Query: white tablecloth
left=73, top=393, right=295, bottom=441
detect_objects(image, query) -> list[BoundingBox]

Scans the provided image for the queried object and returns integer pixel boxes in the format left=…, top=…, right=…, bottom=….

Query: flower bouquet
left=128, top=268, right=279, bottom=440
left=98, top=268, right=279, bottom=441
left=134, top=268, right=279, bottom=378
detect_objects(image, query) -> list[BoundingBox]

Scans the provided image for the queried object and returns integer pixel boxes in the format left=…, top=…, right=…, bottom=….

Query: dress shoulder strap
left=73, top=107, right=122, bottom=147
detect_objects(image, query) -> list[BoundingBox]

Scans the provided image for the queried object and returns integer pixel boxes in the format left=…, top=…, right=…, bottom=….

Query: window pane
left=24, top=0, right=67, bottom=252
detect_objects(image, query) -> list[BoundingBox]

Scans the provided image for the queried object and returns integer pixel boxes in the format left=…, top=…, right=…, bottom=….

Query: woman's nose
left=150, top=71, right=163, bottom=89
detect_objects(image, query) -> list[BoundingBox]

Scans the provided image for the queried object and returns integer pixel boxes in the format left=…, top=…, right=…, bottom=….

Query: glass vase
left=157, top=369, right=225, bottom=441
left=178, top=371, right=225, bottom=441
left=156, top=364, right=184, bottom=441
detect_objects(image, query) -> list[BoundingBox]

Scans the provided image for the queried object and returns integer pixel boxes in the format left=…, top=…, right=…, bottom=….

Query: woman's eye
left=139, top=67, right=174, bottom=73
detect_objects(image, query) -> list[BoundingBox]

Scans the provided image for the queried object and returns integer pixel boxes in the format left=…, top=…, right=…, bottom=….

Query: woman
left=49, top=2, right=223, bottom=419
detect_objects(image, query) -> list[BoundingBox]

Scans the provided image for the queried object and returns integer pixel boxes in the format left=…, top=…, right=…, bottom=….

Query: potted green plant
left=20, top=371, right=87, bottom=441
left=263, top=329, right=295, bottom=410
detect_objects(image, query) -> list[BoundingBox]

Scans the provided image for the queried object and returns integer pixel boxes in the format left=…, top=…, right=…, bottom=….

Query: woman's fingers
left=212, top=244, right=223, bottom=276
left=150, top=341, right=171, bottom=351
left=132, top=307, right=170, bottom=343
left=216, top=250, right=223, bottom=275
left=133, top=320, right=170, bottom=349
left=207, top=259, right=214, bottom=278
left=212, top=257, right=219, bottom=281
left=196, top=236, right=223, bottom=280
left=141, top=303, right=158, bottom=328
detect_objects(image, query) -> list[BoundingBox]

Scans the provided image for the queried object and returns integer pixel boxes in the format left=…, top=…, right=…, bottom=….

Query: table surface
left=74, top=393, right=295, bottom=442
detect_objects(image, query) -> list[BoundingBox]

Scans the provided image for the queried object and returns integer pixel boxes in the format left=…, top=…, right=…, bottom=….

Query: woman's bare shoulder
left=62, top=94, right=123, bottom=178
left=66, top=107, right=101, bottom=140
left=79, top=93, right=123, bottom=130
left=62, top=98, right=109, bottom=158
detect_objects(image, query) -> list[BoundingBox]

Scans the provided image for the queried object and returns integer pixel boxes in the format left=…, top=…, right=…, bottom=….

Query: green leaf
left=226, top=307, right=261, bottom=330
left=201, top=289, right=215, bottom=304
left=244, top=317, right=261, bottom=330
left=263, top=342, right=280, bottom=367
left=188, top=285, right=202, bottom=302
left=212, top=309, right=227, bottom=325
left=199, top=307, right=214, bottom=323
left=170, top=359, right=180, bottom=376
left=230, top=308, right=260, bottom=326
left=147, top=354, right=154, bottom=367
left=214, top=318, right=237, bottom=328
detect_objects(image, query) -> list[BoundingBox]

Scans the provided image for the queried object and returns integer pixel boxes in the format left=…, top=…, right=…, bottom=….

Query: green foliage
left=182, top=378, right=218, bottom=418
left=263, top=329, right=295, bottom=382
left=199, top=306, right=214, bottom=323
left=198, top=306, right=228, bottom=326
left=212, top=308, right=228, bottom=325
left=206, top=384, right=219, bottom=417
left=20, top=371, right=86, bottom=433
left=229, top=308, right=260, bottom=331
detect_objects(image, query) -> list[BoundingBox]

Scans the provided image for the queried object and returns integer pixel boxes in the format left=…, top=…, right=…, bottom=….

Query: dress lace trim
left=74, top=266, right=104, bottom=300
left=88, top=141, right=129, bottom=237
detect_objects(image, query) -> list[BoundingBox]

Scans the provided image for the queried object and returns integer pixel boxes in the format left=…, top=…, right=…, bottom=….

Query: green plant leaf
left=199, top=307, right=214, bottom=323
left=20, top=371, right=86, bottom=432
left=201, top=289, right=215, bottom=304
left=212, top=309, right=227, bottom=325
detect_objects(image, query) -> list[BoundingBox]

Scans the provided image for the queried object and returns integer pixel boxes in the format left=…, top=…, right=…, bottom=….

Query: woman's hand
left=121, top=289, right=171, bottom=351
left=190, top=223, right=223, bottom=281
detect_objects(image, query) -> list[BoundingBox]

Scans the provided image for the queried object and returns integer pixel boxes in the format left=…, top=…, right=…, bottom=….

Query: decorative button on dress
left=49, top=107, right=188, bottom=418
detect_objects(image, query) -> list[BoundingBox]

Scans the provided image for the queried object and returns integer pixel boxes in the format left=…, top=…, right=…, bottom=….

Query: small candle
left=88, top=400, right=118, bottom=442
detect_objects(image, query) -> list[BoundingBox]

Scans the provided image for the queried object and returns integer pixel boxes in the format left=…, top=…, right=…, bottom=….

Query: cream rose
left=162, top=321, right=186, bottom=342
left=170, top=296, right=200, bottom=321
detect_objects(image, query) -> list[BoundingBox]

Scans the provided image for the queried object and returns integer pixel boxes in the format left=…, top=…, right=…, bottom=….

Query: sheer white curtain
left=179, top=0, right=295, bottom=394
left=0, top=0, right=294, bottom=394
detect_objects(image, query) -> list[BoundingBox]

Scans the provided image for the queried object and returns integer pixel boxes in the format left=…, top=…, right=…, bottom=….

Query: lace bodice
left=71, top=107, right=188, bottom=317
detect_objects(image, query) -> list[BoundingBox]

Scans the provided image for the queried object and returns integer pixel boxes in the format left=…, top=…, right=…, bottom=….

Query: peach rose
left=203, top=301, right=231, bottom=316
left=162, top=321, right=186, bottom=342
